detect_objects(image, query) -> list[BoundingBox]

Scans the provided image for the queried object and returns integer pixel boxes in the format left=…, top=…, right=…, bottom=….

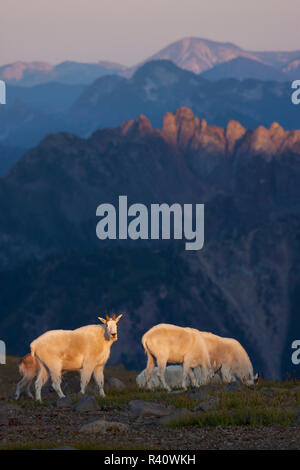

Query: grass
left=95, top=388, right=201, bottom=410
left=167, top=408, right=296, bottom=428
left=0, top=441, right=155, bottom=451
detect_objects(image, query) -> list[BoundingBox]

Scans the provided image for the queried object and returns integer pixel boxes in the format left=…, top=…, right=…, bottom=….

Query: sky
left=0, top=0, right=299, bottom=66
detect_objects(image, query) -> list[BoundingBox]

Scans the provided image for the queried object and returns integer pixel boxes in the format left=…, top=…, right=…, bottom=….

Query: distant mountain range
left=201, top=57, right=288, bottom=81
left=0, top=107, right=299, bottom=379
left=1, top=38, right=300, bottom=87
left=0, top=60, right=298, bottom=153
left=0, top=60, right=126, bottom=86
left=71, top=60, right=298, bottom=134
left=123, top=37, right=300, bottom=80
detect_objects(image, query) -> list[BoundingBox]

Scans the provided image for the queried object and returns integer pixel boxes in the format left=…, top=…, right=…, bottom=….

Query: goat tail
left=142, top=335, right=155, bottom=368
left=18, top=357, right=26, bottom=376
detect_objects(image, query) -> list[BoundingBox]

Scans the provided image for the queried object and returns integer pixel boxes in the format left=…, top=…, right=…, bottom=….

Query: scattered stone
left=0, top=403, right=20, bottom=425
left=224, top=381, right=244, bottom=392
left=106, top=377, right=125, bottom=391
left=0, top=403, right=20, bottom=413
left=193, top=397, right=219, bottom=412
left=79, top=419, right=129, bottom=434
left=187, top=384, right=220, bottom=394
left=62, top=376, right=80, bottom=394
left=159, top=408, right=194, bottom=425
left=0, top=404, right=9, bottom=412
left=72, top=395, right=99, bottom=412
left=186, top=390, right=209, bottom=400
left=56, top=396, right=72, bottom=408
left=128, top=400, right=174, bottom=417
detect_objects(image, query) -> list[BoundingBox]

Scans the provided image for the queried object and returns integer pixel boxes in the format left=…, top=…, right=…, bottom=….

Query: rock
left=79, top=419, right=129, bottom=434
left=193, top=397, right=219, bottom=412
left=224, top=381, right=244, bottom=392
left=62, top=376, right=96, bottom=394
left=160, top=408, right=194, bottom=425
left=62, top=376, right=80, bottom=394
left=72, top=395, right=99, bottom=412
left=0, top=403, right=20, bottom=413
left=186, top=390, right=209, bottom=401
left=0, top=403, right=20, bottom=425
left=128, top=400, right=174, bottom=417
left=56, top=396, right=72, bottom=408
left=106, top=377, right=125, bottom=390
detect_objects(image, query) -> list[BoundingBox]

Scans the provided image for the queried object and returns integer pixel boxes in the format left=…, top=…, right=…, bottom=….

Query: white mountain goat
left=30, top=314, right=123, bottom=401
left=199, top=331, right=258, bottom=386
left=141, top=323, right=212, bottom=391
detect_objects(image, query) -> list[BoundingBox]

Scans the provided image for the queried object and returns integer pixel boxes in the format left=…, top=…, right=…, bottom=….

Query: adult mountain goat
left=141, top=323, right=212, bottom=391
left=199, top=332, right=258, bottom=385
left=30, top=314, right=123, bottom=401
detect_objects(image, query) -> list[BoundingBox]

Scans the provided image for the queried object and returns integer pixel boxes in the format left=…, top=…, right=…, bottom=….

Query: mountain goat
left=199, top=331, right=258, bottom=386
left=141, top=323, right=212, bottom=391
left=30, top=314, right=123, bottom=401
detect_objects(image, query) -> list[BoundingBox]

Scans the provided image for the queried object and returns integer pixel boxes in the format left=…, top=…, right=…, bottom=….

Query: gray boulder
left=106, top=377, right=125, bottom=390
left=79, top=419, right=129, bottom=434
left=128, top=400, right=174, bottom=417
left=160, top=408, right=194, bottom=425
left=56, top=396, right=72, bottom=408
left=72, top=395, right=99, bottom=412
left=193, top=397, right=219, bottom=412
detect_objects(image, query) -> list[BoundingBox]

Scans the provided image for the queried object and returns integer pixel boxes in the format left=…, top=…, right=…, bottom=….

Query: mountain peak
left=122, top=107, right=300, bottom=158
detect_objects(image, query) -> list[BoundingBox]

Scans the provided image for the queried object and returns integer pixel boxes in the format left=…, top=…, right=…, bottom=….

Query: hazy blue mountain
left=0, top=99, right=67, bottom=148
left=0, top=144, right=24, bottom=176
left=201, top=57, right=288, bottom=81
left=71, top=60, right=299, bottom=134
left=7, top=82, right=86, bottom=113
left=0, top=60, right=125, bottom=86
left=282, top=58, right=300, bottom=79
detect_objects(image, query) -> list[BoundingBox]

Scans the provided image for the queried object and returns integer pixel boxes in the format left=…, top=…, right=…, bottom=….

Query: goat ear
left=115, top=314, right=123, bottom=323
left=98, top=317, right=107, bottom=324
